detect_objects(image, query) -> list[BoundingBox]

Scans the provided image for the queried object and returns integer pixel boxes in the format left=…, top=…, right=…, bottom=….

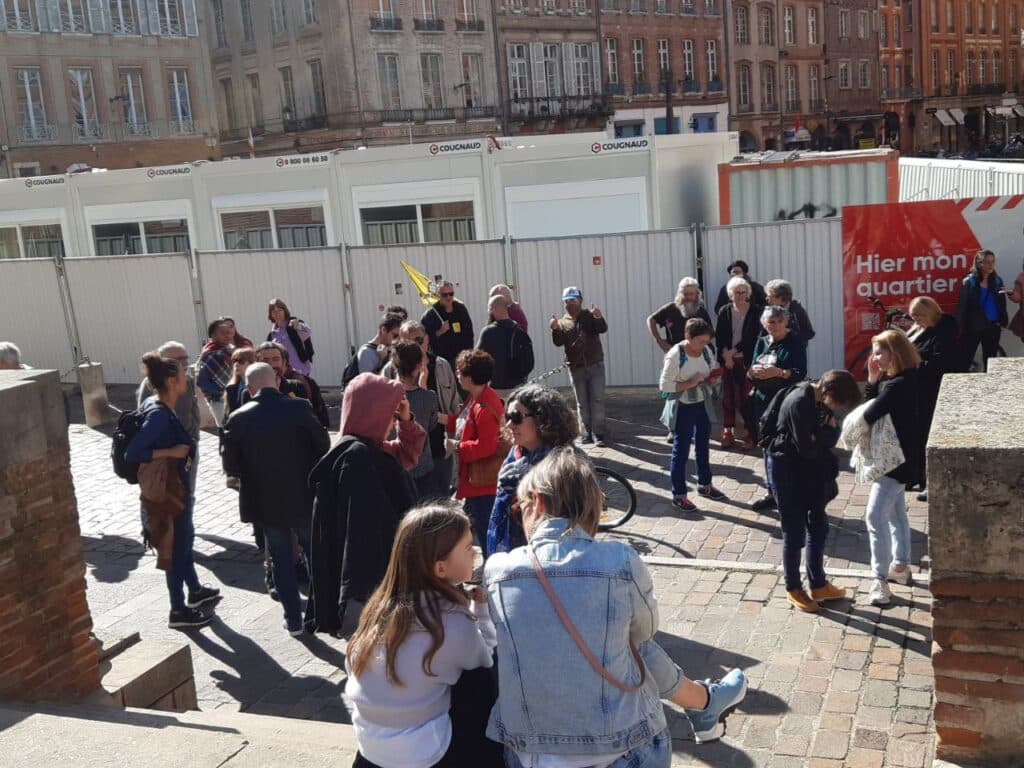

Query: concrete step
left=0, top=701, right=358, bottom=766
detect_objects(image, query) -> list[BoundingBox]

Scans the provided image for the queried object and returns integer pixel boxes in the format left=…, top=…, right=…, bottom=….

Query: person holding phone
left=659, top=318, right=727, bottom=512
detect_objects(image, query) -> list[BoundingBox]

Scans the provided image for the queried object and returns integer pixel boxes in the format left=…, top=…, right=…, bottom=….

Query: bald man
left=477, top=294, right=534, bottom=401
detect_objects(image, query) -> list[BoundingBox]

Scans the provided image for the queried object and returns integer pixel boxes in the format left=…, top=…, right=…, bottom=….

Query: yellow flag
left=401, top=261, right=437, bottom=307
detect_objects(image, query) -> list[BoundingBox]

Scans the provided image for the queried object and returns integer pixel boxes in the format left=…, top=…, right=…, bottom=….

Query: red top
left=455, top=385, right=504, bottom=499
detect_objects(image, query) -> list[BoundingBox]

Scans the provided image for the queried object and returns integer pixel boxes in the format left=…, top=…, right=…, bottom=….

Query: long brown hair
left=871, top=329, right=922, bottom=376
left=347, top=504, right=471, bottom=686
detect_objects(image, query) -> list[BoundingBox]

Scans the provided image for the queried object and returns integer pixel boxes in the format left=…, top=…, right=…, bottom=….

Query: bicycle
left=595, top=465, right=638, bottom=531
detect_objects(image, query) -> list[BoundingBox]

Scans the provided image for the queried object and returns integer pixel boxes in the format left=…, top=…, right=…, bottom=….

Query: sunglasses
left=505, top=410, right=533, bottom=425
left=440, top=291, right=455, bottom=298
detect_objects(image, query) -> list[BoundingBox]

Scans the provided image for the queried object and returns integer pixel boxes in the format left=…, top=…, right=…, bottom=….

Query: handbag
left=528, top=547, right=646, bottom=693
left=466, top=399, right=513, bottom=487
left=659, top=398, right=678, bottom=431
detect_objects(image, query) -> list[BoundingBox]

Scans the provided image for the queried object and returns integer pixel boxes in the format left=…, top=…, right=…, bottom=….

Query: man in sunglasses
left=420, top=280, right=475, bottom=369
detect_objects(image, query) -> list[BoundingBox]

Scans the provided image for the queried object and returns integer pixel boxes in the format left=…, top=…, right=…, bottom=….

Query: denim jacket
left=483, top=518, right=684, bottom=756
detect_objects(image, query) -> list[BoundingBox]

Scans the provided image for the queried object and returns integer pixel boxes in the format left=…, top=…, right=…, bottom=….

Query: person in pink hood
left=305, top=374, right=426, bottom=636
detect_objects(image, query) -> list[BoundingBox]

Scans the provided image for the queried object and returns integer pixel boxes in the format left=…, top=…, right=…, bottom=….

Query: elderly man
left=552, top=286, right=609, bottom=446
left=648, top=277, right=715, bottom=352
left=714, top=260, right=768, bottom=313
left=220, top=363, right=329, bottom=636
left=0, top=342, right=24, bottom=370
left=765, top=279, right=815, bottom=346
left=421, top=280, right=474, bottom=367
left=489, top=283, right=528, bottom=332
left=478, top=294, right=534, bottom=401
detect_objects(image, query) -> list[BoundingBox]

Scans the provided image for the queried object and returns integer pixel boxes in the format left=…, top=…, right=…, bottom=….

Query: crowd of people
left=4, top=247, right=1018, bottom=767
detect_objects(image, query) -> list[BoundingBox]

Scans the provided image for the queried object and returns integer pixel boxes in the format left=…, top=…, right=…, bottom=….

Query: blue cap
left=562, top=286, right=583, bottom=302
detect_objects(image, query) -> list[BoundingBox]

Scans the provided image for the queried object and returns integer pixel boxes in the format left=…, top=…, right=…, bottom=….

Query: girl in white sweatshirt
left=345, top=504, right=500, bottom=768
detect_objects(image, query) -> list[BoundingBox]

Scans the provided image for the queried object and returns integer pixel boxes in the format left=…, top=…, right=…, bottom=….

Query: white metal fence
left=0, top=258, right=77, bottom=376
left=702, top=219, right=844, bottom=377
left=900, top=158, right=1024, bottom=202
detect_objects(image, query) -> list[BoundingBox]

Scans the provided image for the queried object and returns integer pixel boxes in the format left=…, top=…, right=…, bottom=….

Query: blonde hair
left=872, top=329, right=922, bottom=376
left=517, top=447, right=602, bottom=536
left=908, top=296, right=942, bottom=326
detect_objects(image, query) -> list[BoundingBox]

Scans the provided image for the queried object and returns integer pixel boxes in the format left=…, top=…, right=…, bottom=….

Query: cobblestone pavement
left=72, top=388, right=935, bottom=765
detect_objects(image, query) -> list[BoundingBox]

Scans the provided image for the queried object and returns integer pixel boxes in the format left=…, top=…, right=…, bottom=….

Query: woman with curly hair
left=485, top=384, right=578, bottom=556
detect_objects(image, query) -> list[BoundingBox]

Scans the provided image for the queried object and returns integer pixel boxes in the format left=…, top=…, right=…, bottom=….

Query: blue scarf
left=485, top=444, right=552, bottom=556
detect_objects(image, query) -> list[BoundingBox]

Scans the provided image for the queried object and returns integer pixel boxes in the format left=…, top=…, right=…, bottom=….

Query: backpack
left=267, top=322, right=315, bottom=364
left=342, top=343, right=378, bottom=387
left=509, top=326, right=535, bottom=383
left=111, top=403, right=170, bottom=484
left=756, top=384, right=799, bottom=450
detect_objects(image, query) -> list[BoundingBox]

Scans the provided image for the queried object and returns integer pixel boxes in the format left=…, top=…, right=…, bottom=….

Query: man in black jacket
left=220, top=363, right=330, bottom=636
left=766, top=370, right=861, bottom=614
left=421, top=280, right=474, bottom=367
left=477, top=295, right=534, bottom=399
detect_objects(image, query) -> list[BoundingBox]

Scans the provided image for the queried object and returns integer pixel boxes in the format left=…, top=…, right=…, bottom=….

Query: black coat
left=864, top=368, right=921, bottom=486
left=912, top=315, right=958, bottom=408
left=422, top=300, right=475, bottom=367
left=478, top=319, right=534, bottom=389
left=304, top=436, right=417, bottom=636
left=219, top=389, right=330, bottom=528
left=715, top=302, right=764, bottom=364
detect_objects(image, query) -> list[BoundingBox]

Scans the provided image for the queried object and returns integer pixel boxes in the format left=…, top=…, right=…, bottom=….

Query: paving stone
left=861, top=680, right=898, bottom=708
left=898, top=688, right=933, bottom=709
left=824, top=691, right=860, bottom=714
left=830, top=670, right=864, bottom=692
left=836, top=651, right=869, bottom=670
left=819, top=713, right=853, bottom=732
left=787, top=692, right=824, bottom=715
left=811, top=730, right=849, bottom=759
left=845, top=747, right=886, bottom=768
left=773, top=733, right=809, bottom=756
left=852, top=727, right=888, bottom=750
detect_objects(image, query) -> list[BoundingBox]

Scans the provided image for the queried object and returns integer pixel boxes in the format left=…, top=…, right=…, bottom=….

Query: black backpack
left=342, top=343, right=379, bottom=387
left=756, top=384, right=798, bottom=450
left=508, top=326, right=535, bottom=383
left=111, top=408, right=149, bottom=484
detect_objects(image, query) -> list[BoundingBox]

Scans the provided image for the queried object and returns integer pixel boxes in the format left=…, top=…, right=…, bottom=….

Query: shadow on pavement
left=81, top=534, right=146, bottom=584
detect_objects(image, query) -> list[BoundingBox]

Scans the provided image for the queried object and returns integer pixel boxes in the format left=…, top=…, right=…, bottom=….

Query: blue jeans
left=770, top=456, right=829, bottom=591
left=865, top=475, right=911, bottom=579
left=752, top=397, right=775, bottom=497
left=570, top=363, right=606, bottom=436
left=167, top=500, right=202, bottom=611
left=670, top=401, right=711, bottom=497
left=264, top=524, right=312, bottom=630
left=504, top=728, right=671, bottom=768
left=464, top=495, right=495, bottom=550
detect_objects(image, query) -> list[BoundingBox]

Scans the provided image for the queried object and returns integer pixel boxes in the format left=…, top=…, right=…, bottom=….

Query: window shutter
left=591, top=41, right=601, bottom=92
left=530, top=42, right=547, bottom=98
left=134, top=0, right=148, bottom=33
left=87, top=0, right=110, bottom=31
left=0, top=1, right=7, bottom=31
left=145, top=0, right=159, bottom=35
left=562, top=42, right=577, bottom=96
left=183, top=0, right=197, bottom=35
left=45, top=0, right=62, bottom=31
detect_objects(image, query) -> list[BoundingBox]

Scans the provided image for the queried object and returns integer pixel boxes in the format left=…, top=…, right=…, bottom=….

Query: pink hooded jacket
left=338, top=373, right=425, bottom=471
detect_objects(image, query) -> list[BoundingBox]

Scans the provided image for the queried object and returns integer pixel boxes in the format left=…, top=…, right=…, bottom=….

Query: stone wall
left=0, top=369, right=99, bottom=701
left=928, top=357, right=1024, bottom=764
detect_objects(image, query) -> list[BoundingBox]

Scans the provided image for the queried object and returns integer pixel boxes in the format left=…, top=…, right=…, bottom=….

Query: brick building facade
left=599, top=0, right=728, bottom=137
left=0, top=0, right=216, bottom=178
left=824, top=0, right=883, bottom=148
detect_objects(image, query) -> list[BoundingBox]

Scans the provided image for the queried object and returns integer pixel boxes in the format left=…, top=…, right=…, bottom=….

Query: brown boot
left=720, top=429, right=735, bottom=449
left=810, top=582, right=847, bottom=603
left=787, top=588, right=819, bottom=613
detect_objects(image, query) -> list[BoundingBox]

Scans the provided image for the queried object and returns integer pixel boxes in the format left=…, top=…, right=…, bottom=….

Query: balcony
left=380, top=108, right=414, bottom=122
left=763, top=101, right=778, bottom=112
left=633, top=81, right=652, bottom=95
left=4, top=13, right=36, bottom=31
left=169, top=119, right=199, bottom=135
left=682, top=79, right=700, bottom=93
left=627, top=1, right=646, bottom=12
left=424, top=107, right=454, bottom=120
left=73, top=119, right=106, bottom=141
left=704, top=3, right=721, bottom=14
left=463, top=105, right=497, bottom=119
left=659, top=80, right=675, bottom=94
left=283, top=113, right=328, bottom=132
left=509, top=95, right=612, bottom=120
left=783, top=99, right=802, bottom=113
left=601, top=0, right=621, bottom=10
left=455, top=18, right=485, bottom=30
left=881, top=86, right=923, bottom=100
left=604, top=82, right=626, bottom=95
left=369, top=15, right=402, bottom=30
left=15, top=123, right=58, bottom=143
left=708, top=80, right=724, bottom=92
left=680, top=3, right=696, bottom=13
left=61, top=12, right=87, bottom=32
left=808, top=98, right=825, bottom=110
left=735, top=103, right=753, bottom=114
left=120, top=121, right=154, bottom=138
left=413, top=17, right=445, bottom=31
left=967, top=82, right=1005, bottom=95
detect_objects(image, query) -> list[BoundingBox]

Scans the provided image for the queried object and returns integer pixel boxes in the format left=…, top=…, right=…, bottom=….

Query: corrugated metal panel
left=899, top=158, right=1024, bottom=201
left=513, top=229, right=697, bottom=386
left=197, top=248, right=350, bottom=385
left=0, top=259, right=76, bottom=376
left=702, top=219, right=843, bottom=377
left=346, top=240, right=508, bottom=349
left=63, top=254, right=197, bottom=383
left=727, top=157, right=891, bottom=224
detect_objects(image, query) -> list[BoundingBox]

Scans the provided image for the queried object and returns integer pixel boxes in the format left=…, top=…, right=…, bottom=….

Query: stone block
left=76, top=363, right=116, bottom=428
left=100, top=640, right=194, bottom=710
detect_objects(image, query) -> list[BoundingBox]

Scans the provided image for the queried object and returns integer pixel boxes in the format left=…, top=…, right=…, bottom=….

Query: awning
left=794, top=127, right=812, bottom=142
left=949, top=108, right=966, bottom=125
left=1014, top=104, right=1024, bottom=118
left=934, top=109, right=955, bottom=126
left=834, top=113, right=884, bottom=123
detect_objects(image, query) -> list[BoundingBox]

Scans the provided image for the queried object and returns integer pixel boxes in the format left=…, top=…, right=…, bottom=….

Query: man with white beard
left=647, top=277, right=715, bottom=353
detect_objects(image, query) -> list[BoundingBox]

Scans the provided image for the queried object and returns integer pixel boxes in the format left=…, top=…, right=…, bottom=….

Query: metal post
left=188, top=249, right=209, bottom=351
left=341, top=243, right=360, bottom=357
left=52, top=252, right=84, bottom=369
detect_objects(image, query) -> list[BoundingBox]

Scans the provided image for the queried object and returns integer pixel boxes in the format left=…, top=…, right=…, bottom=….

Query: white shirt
left=659, top=344, right=712, bottom=404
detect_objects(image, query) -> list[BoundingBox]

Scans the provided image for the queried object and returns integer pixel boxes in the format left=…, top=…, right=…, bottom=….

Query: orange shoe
left=810, top=582, right=848, bottom=603
left=787, top=588, right=819, bottom=613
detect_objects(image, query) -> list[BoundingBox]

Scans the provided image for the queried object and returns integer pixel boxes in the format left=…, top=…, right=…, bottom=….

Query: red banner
left=842, top=196, right=1023, bottom=377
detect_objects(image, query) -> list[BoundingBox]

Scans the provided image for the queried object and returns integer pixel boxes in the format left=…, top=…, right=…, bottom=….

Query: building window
left=895, top=62, right=903, bottom=85
left=979, top=50, right=987, bottom=83
left=978, top=0, right=985, bottom=31
left=965, top=0, right=973, bottom=32
left=459, top=0, right=478, bottom=20
left=159, top=0, right=184, bottom=35
left=931, top=50, right=939, bottom=91
left=683, top=39, right=694, bottom=80
left=839, top=61, right=851, bottom=88
left=360, top=202, right=475, bottom=245
left=880, top=15, right=888, bottom=45
left=931, top=0, right=939, bottom=30
left=509, top=45, right=529, bottom=100
left=378, top=54, right=402, bottom=109
left=574, top=43, right=594, bottom=94
left=735, top=5, right=748, bottom=44
left=966, top=51, right=974, bottom=84
left=14, top=68, right=50, bottom=141
left=93, top=221, right=190, bottom=256
left=737, top=64, right=751, bottom=106
left=858, top=9, right=870, bottom=36
left=808, top=6, right=818, bottom=43
left=785, top=64, right=797, bottom=106
left=839, top=9, right=850, bottom=37
left=461, top=54, right=484, bottom=106
left=221, top=207, right=326, bottom=250
left=809, top=64, right=819, bottom=102
left=632, top=38, right=645, bottom=79
left=1010, top=51, right=1017, bottom=89
left=420, top=54, right=443, bottom=109
left=119, top=68, right=149, bottom=134
left=279, top=67, right=296, bottom=115
left=881, top=63, right=889, bottom=89
left=542, top=44, right=562, bottom=96
left=605, top=38, right=619, bottom=84
left=657, top=38, right=670, bottom=74
left=762, top=64, right=776, bottom=105
left=59, top=0, right=88, bottom=32
left=272, top=0, right=287, bottom=33
left=858, top=60, right=870, bottom=88
left=706, top=39, right=718, bottom=80
left=309, top=60, right=327, bottom=115
left=0, top=224, right=65, bottom=260
left=993, top=51, right=1000, bottom=83
left=991, top=0, right=998, bottom=31
left=302, top=0, right=317, bottom=24
left=784, top=6, right=794, bottom=44
left=420, top=0, right=439, bottom=19
left=1010, top=2, right=1017, bottom=31
left=759, top=8, right=774, bottom=45
left=241, top=0, right=254, bottom=41
left=247, top=73, right=263, bottom=127
left=5, top=0, right=36, bottom=31
left=167, top=69, right=193, bottom=132
left=109, top=0, right=138, bottom=33
left=946, top=0, right=955, bottom=29
left=220, top=78, right=237, bottom=129
left=946, top=50, right=955, bottom=85
left=213, top=0, right=228, bottom=46
left=68, top=68, right=101, bottom=139
left=894, top=14, right=901, bottom=45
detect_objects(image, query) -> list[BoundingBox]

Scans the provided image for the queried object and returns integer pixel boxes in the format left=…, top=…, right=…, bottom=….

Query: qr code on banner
left=859, top=311, right=883, bottom=332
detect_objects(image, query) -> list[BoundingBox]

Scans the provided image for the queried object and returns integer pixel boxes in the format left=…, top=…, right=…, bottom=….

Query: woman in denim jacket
left=484, top=448, right=747, bottom=767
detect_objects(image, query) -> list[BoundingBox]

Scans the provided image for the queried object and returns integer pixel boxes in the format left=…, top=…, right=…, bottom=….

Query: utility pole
left=662, top=69, right=675, bottom=133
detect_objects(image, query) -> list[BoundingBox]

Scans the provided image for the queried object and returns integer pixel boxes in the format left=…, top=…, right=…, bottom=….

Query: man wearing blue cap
left=550, top=286, right=608, bottom=445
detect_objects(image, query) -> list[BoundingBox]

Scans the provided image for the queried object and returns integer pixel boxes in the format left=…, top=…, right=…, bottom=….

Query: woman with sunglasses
left=486, top=385, right=578, bottom=556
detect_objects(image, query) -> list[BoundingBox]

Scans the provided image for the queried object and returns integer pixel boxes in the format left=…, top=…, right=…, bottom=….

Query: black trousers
left=352, top=664, right=504, bottom=768
left=960, top=323, right=1001, bottom=372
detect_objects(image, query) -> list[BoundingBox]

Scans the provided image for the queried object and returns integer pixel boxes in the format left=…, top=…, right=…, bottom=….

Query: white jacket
left=838, top=400, right=905, bottom=484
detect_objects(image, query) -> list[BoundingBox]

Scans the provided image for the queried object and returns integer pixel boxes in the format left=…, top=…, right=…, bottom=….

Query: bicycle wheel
left=596, top=466, right=637, bottom=531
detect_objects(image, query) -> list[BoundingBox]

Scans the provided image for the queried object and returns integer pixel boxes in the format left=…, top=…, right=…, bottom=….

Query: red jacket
left=455, top=386, right=504, bottom=499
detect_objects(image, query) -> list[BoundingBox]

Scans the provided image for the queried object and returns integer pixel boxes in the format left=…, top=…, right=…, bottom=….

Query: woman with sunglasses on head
left=486, top=385, right=579, bottom=557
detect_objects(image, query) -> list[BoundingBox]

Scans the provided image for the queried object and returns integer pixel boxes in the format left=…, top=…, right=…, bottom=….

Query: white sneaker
left=868, top=579, right=892, bottom=606
left=887, top=566, right=912, bottom=586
